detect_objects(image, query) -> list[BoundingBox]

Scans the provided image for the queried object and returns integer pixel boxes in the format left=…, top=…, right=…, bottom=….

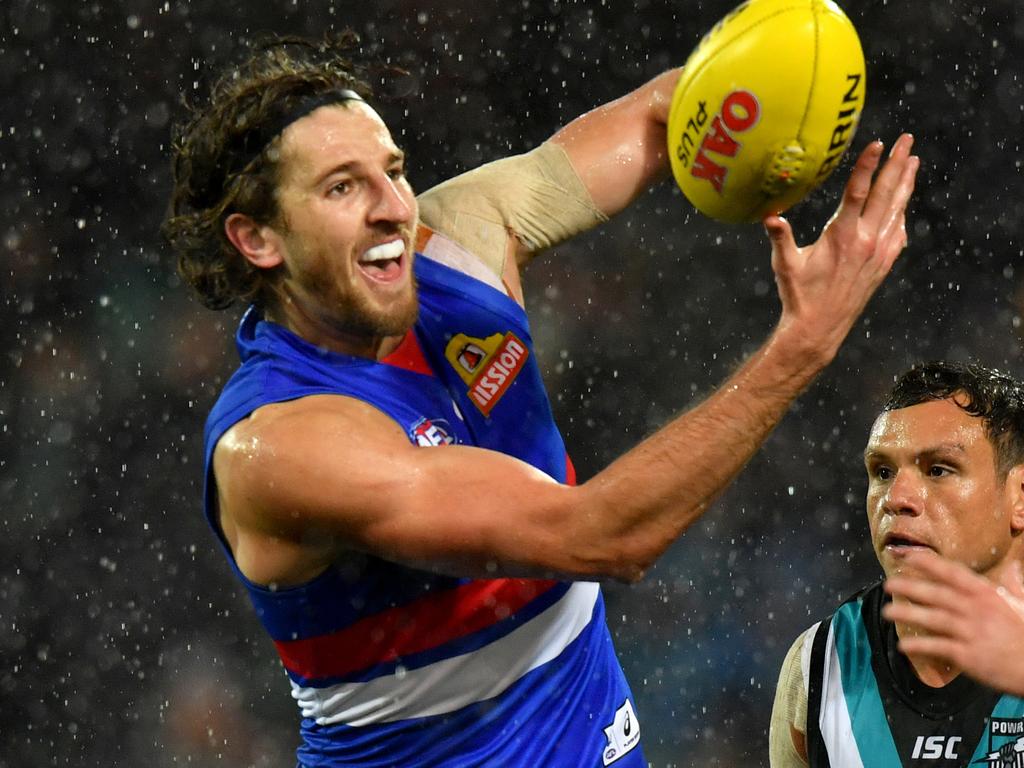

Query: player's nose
left=368, top=174, right=414, bottom=225
left=881, top=468, right=924, bottom=516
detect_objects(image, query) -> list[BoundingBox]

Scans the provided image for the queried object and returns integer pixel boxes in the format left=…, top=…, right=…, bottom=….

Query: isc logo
left=911, top=735, right=961, bottom=760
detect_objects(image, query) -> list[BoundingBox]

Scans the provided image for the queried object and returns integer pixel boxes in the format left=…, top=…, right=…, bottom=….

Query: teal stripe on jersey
left=834, top=600, right=902, bottom=765
left=967, top=695, right=1024, bottom=764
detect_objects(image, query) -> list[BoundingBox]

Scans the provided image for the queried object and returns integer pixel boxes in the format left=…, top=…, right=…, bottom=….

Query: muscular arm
left=219, top=326, right=836, bottom=582
left=217, top=134, right=918, bottom=586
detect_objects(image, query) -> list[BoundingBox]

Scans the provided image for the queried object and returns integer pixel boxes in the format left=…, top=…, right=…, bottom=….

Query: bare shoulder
left=222, top=392, right=404, bottom=443
left=214, top=395, right=412, bottom=533
left=212, top=394, right=431, bottom=585
left=219, top=390, right=407, bottom=465
left=212, top=393, right=589, bottom=581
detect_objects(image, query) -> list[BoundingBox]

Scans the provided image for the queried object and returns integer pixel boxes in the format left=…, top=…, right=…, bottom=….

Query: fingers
left=884, top=574, right=957, bottom=608
left=763, top=214, right=792, bottom=247
left=881, top=552, right=973, bottom=628
left=894, top=635, right=964, bottom=664
left=889, top=549, right=978, bottom=591
left=876, top=157, right=920, bottom=260
left=881, top=598, right=955, bottom=635
left=763, top=214, right=796, bottom=268
left=861, top=133, right=916, bottom=229
left=831, top=139, right=884, bottom=230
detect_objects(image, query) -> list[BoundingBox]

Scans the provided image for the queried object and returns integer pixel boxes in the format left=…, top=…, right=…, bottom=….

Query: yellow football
left=667, top=0, right=866, bottom=223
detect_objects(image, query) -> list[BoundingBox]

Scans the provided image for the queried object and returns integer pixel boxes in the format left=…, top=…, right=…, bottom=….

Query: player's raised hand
left=883, top=549, right=1024, bottom=696
left=763, top=134, right=919, bottom=364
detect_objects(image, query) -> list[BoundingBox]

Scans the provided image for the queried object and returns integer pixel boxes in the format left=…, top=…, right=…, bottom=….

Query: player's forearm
left=550, top=68, right=679, bottom=217
left=578, top=325, right=827, bottom=580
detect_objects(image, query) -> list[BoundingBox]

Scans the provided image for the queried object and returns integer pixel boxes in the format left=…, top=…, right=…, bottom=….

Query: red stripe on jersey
left=565, top=452, right=577, bottom=486
left=274, top=578, right=559, bottom=680
left=382, top=330, right=433, bottom=376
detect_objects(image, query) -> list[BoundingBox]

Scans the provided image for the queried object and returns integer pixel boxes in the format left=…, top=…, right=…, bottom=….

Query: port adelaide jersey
left=804, top=583, right=1024, bottom=767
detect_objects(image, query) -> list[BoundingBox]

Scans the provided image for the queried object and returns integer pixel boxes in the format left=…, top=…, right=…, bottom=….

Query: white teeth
left=360, top=240, right=404, bottom=263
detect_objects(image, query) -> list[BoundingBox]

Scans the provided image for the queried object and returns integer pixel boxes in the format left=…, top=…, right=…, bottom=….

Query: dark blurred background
left=3, top=0, right=1024, bottom=765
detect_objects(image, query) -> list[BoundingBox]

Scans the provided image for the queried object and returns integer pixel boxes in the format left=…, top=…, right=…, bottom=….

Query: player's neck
left=264, top=299, right=406, bottom=360
left=896, top=624, right=961, bottom=688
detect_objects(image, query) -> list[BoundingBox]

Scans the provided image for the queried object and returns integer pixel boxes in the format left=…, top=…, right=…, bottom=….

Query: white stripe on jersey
left=813, top=621, right=866, bottom=767
left=419, top=233, right=506, bottom=293
left=290, top=581, right=601, bottom=727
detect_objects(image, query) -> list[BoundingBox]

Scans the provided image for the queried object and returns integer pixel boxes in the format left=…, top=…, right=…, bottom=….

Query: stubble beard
left=334, top=272, right=420, bottom=339
left=272, top=224, right=421, bottom=341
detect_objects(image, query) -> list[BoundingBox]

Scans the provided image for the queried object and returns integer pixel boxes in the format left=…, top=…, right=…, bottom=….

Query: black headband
left=233, top=87, right=365, bottom=173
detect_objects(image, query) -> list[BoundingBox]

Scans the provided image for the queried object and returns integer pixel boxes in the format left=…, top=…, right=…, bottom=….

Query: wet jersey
left=804, top=582, right=1024, bottom=767
left=202, top=252, right=643, bottom=767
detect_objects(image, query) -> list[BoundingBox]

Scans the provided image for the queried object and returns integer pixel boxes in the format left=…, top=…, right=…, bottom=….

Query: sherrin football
left=667, top=0, right=866, bottom=223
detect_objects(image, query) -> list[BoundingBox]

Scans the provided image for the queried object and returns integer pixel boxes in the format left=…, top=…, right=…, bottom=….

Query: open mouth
left=357, top=239, right=406, bottom=281
left=883, top=534, right=932, bottom=553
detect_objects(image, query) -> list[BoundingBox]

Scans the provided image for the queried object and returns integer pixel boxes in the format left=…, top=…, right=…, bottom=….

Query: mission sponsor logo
left=444, top=331, right=529, bottom=415
left=975, top=719, right=1024, bottom=766
left=409, top=417, right=455, bottom=447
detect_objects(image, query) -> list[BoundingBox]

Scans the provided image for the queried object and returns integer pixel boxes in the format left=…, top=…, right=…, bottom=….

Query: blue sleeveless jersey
left=202, top=253, right=643, bottom=767
left=805, top=582, right=1024, bottom=767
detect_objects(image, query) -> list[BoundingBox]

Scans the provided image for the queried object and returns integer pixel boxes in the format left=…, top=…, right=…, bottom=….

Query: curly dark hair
left=883, top=360, right=1024, bottom=476
left=161, top=33, right=372, bottom=310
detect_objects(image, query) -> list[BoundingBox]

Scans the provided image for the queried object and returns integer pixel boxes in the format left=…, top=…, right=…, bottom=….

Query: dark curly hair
left=161, top=33, right=372, bottom=310
left=883, top=360, right=1024, bottom=476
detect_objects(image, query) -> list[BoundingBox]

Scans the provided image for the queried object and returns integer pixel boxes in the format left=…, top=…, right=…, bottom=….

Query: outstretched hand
left=882, top=550, right=1024, bottom=696
left=763, top=134, right=919, bottom=364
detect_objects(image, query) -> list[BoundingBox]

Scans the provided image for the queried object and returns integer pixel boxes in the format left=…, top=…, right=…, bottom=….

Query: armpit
left=416, top=141, right=607, bottom=278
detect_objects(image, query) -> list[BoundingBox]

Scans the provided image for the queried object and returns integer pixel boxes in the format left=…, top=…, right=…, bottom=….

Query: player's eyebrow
left=313, top=161, right=357, bottom=186
left=312, top=150, right=406, bottom=188
left=863, top=441, right=968, bottom=463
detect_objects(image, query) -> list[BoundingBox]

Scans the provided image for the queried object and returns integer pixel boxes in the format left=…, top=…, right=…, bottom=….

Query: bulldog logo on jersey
left=445, top=331, right=529, bottom=415
left=409, top=417, right=456, bottom=447
left=457, top=342, right=487, bottom=373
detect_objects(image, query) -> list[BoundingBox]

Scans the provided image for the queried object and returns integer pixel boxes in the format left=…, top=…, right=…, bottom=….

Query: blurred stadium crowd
left=4, top=0, right=1024, bottom=765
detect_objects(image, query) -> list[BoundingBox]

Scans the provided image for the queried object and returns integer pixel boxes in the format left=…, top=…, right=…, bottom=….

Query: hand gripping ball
left=667, top=0, right=866, bottom=223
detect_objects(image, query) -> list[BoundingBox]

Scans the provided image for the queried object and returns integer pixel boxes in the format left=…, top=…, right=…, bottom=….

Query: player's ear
left=225, top=213, right=286, bottom=269
left=1007, top=464, right=1024, bottom=534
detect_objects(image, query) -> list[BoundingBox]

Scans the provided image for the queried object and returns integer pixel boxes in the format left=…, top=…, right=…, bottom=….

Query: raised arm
left=549, top=68, right=679, bottom=217
left=216, top=135, right=919, bottom=587
left=414, top=69, right=680, bottom=296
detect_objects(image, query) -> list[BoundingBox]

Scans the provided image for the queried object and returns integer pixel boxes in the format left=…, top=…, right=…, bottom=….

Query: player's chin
left=880, top=543, right=935, bottom=574
left=379, top=288, right=419, bottom=337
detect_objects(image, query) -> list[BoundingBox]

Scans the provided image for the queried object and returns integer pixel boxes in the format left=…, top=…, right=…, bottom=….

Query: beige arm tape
left=416, top=141, right=608, bottom=278
left=769, top=629, right=811, bottom=768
